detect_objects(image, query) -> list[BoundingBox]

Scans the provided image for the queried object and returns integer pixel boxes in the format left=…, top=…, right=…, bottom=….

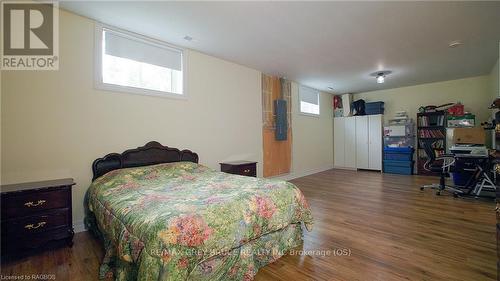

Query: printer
left=449, top=144, right=488, bottom=156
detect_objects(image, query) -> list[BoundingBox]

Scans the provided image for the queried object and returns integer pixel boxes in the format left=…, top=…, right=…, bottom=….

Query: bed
left=85, top=141, right=313, bottom=281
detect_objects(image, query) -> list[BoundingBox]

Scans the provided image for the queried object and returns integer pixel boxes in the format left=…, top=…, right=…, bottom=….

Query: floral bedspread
left=87, top=162, right=313, bottom=280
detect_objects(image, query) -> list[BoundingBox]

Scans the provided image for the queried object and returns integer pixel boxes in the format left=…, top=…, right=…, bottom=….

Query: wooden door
left=262, top=75, right=292, bottom=177
left=334, top=117, right=345, bottom=167
left=356, top=116, right=369, bottom=169
left=344, top=117, right=357, bottom=168
left=368, top=114, right=383, bottom=170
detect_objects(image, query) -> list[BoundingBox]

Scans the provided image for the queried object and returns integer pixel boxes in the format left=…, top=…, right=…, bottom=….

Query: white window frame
left=299, top=85, right=320, bottom=117
left=94, top=23, right=188, bottom=99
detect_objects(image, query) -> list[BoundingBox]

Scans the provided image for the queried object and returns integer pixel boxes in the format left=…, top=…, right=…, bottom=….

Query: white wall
left=1, top=10, right=263, bottom=228
left=290, top=82, right=334, bottom=178
left=1, top=9, right=335, bottom=230
left=354, top=75, right=492, bottom=125
left=490, top=56, right=499, bottom=100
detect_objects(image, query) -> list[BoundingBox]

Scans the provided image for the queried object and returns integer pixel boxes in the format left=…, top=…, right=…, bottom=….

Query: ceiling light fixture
left=448, top=40, right=463, bottom=48
left=328, top=87, right=334, bottom=91
left=370, top=70, right=392, bottom=84
left=183, top=35, right=193, bottom=41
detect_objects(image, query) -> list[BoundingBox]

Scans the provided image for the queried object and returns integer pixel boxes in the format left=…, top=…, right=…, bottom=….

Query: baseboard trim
left=268, top=165, right=334, bottom=181
left=73, top=220, right=86, bottom=233
left=333, top=166, right=357, bottom=171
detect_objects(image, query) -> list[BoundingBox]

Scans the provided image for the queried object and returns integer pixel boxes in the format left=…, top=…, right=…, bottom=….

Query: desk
left=454, top=154, right=495, bottom=197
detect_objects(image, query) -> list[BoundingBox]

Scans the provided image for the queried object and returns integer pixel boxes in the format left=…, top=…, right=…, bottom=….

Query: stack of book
left=417, top=149, right=445, bottom=158
left=418, top=129, right=445, bottom=138
left=417, top=115, right=445, bottom=127
left=418, top=139, right=444, bottom=149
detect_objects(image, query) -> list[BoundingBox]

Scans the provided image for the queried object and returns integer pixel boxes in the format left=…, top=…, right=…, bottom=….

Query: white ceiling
left=60, top=1, right=500, bottom=94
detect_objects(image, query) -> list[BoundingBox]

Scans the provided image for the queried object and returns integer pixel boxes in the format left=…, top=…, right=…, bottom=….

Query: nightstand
left=1, top=178, right=76, bottom=257
left=220, top=161, right=257, bottom=177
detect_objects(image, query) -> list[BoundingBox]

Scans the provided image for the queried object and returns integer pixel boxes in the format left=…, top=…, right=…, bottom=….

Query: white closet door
left=355, top=116, right=369, bottom=169
left=344, top=117, right=356, bottom=168
left=368, top=115, right=382, bottom=170
left=334, top=117, right=345, bottom=167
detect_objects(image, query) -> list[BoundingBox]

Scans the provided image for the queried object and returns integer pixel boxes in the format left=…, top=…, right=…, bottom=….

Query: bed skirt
left=96, top=222, right=304, bottom=281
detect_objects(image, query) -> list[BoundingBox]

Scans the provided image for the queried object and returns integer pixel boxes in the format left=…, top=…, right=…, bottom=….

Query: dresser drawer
left=235, top=164, right=257, bottom=177
left=2, top=226, right=73, bottom=252
left=2, top=208, right=70, bottom=235
left=220, top=162, right=257, bottom=177
left=1, top=188, right=70, bottom=219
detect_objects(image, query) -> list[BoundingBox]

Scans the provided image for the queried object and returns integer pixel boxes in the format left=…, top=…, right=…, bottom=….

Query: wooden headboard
left=91, top=141, right=199, bottom=181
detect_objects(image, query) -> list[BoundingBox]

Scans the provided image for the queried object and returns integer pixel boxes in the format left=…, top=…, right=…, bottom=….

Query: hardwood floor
left=1, top=169, right=496, bottom=280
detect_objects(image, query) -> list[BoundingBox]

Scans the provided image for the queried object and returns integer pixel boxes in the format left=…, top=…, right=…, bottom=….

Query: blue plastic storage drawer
left=383, top=147, right=414, bottom=161
left=365, top=102, right=384, bottom=115
left=383, top=160, right=414, bottom=175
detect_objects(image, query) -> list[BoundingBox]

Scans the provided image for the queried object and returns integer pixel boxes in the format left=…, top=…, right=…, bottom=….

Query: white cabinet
left=344, top=117, right=357, bottom=168
left=334, top=114, right=383, bottom=170
left=368, top=115, right=382, bottom=170
left=355, top=116, right=369, bottom=169
left=333, top=117, right=345, bottom=167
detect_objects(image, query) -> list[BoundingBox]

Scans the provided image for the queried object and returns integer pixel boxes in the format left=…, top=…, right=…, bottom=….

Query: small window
left=95, top=24, right=185, bottom=98
left=299, top=86, right=320, bottom=116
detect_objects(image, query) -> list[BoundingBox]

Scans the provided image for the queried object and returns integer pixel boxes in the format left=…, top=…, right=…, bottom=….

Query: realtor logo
left=1, top=1, right=59, bottom=70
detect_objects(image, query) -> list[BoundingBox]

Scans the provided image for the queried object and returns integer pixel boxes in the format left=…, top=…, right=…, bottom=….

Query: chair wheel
left=453, top=193, right=458, bottom=198
left=436, top=191, right=441, bottom=196
left=420, top=187, right=424, bottom=191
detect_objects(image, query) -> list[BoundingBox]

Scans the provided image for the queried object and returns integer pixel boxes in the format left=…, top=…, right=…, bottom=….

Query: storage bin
left=451, top=158, right=475, bottom=186
left=365, top=102, right=384, bottom=115
left=383, top=160, right=414, bottom=175
left=383, top=147, right=414, bottom=161
left=447, top=103, right=464, bottom=116
left=447, top=114, right=475, bottom=127
left=451, top=172, right=473, bottom=186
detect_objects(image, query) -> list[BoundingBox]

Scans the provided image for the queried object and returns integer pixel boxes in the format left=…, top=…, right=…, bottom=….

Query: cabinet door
left=368, top=115, right=382, bottom=170
left=334, top=118, right=345, bottom=167
left=355, top=116, right=369, bottom=169
left=344, top=117, right=357, bottom=168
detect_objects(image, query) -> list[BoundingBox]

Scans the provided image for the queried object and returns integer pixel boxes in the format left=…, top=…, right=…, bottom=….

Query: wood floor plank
left=1, top=169, right=496, bottom=280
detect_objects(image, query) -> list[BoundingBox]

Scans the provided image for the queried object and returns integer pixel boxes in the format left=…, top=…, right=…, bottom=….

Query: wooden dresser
left=1, top=178, right=75, bottom=257
left=220, top=161, right=257, bottom=177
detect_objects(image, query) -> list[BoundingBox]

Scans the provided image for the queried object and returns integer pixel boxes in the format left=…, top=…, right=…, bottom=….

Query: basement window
left=95, top=24, right=185, bottom=98
left=299, top=86, right=320, bottom=116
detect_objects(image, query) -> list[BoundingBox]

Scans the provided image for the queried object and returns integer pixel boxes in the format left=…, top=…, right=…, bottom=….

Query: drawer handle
left=24, top=221, right=47, bottom=230
left=244, top=169, right=251, bottom=173
left=24, top=200, right=46, bottom=207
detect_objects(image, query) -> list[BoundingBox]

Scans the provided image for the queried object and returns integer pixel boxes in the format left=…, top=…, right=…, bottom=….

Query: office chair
left=419, top=140, right=464, bottom=196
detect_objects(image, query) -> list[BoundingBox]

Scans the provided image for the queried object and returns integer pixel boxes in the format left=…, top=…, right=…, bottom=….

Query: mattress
left=86, top=162, right=313, bottom=280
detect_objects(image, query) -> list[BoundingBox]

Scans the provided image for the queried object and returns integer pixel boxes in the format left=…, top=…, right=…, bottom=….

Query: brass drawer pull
left=24, top=200, right=46, bottom=207
left=243, top=169, right=251, bottom=173
left=24, top=221, right=47, bottom=230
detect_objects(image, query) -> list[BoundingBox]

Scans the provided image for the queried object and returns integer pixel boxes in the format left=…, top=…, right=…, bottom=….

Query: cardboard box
left=451, top=127, right=486, bottom=144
